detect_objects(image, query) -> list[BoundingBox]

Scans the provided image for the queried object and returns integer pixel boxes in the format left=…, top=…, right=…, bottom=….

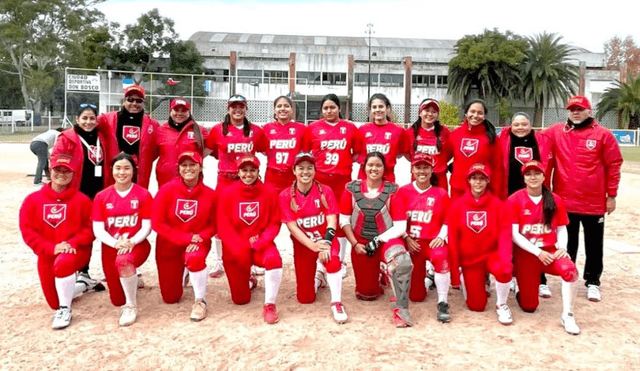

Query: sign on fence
left=66, top=74, right=100, bottom=91
left=611, top=130, right=636, bottom=146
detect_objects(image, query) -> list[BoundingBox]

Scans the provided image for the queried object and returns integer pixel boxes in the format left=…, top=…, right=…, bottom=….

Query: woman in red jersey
left=92, top=153, right=152, bottom=327
left=279, top=152, right=347, bottom=323
left=19, top=154, right=94, bottom=329
left=507, top=160, right=580, bottom=335
left=217, top=154, right=283, bottom=324
left=153, top=151, right=217, bottom=322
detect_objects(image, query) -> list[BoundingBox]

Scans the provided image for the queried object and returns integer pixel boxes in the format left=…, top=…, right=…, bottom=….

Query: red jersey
left=507, top=189, right=569, bottom=248
left=279, top=182, right=339, bottom=242
left=263, top=121, right=306, bottom=171
left=302, top=119, right=363, bottom=176
left=205, top=122, right=268, bottom=174
left=358, top=122, right=410, bottom=181
left=397, top=182, right=450, bottom=240
left=406, top=125, right=451, bottom=174
left=155, top=120, right=207, bottom=187
left=92, top=184, right=153, bottom=240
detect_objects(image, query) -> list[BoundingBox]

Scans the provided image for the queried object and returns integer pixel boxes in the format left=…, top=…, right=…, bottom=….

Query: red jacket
left=19, top=184, right=94, bottom=257
left=97, top=111, right=159, bottom=189
left=543, top=120, right=623, bottom=215
left=155, top=120, right=207, bottom=187
left=498, top=127, right=553, bottom=192
left=442, top=121, right=505, bottom=199
left=447, top=190, right=512, bottom=286
left=152, top=177, right=217, bottom=255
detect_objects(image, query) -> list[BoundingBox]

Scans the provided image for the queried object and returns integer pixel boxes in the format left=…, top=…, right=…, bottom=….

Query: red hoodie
left=155, top=120, right=207, bottom=187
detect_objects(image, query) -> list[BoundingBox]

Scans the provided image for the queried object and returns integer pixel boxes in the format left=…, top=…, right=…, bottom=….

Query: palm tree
left=520, top=32, right=578, bottom=126
left=596, top=72, right=640, bottom=129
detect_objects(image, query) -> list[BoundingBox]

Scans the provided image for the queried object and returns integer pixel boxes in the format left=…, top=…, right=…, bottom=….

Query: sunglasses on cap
left=125, top=97, right=145, bottom=104
left=228, top=95, right=247, bottom=106
left=80, top=103, right=97, bottom=109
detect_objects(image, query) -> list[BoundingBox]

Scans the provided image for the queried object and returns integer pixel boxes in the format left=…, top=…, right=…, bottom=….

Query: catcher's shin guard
left=385, top=244, right=413, bottom=325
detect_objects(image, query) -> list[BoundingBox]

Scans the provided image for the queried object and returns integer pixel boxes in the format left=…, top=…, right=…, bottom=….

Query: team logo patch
left=239, top=202, right=259, bottom=225
left=106, top=203, right=114, bottom=210
left=130, top=199, right=139, bottom=209
left=385, top=132, right=392, bottom=140
left=515, top=147, right=533, bottom=165
left=365, top=132, right=373, bottom=138
left=314, top=199, right=320, bottom=208
left=319, top=129, right=326, bottom=135
left=123, top=126, right=141, bottom=145
left=586, top=139, right=596, bottom=150
left=187, top=131, right=195, bottom=140
left=270, top=129, right=276, bottom=134
left=524, top=209, right=531, bottom=216
left=340, top=127, right=346, bottom=135
left=148, top=126, right=153, bottom=134
left=88, top=145, right=103, bottom=165
left=460, top=138, right=479, bottom=157
left=466, top=211, right=487, bottom=233
left=43, top=204, right=66, bottom=228
left=176, top=199, right=198, bottom=222
left=289, top=128, right=296, bottom=135
left=427, top=197, right=435, bottom=206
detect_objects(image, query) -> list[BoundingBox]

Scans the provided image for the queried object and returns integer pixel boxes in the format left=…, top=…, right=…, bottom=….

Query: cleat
left=587, top=285, right=601, bottom=302
left=392, top=307, right=413, bottom=327
left=52, top=306, right=72, bottom=329
left=263, top=303, right=279, bottom=324
left=190, top=299, right=207, bottom=322
left=249, top=275, right=258, bottom=290
left=73, top=272, right=105, bottom=298
left=437, top=301, right=451, bottom=323
left=538, top=284, right=551, bottom=298
left=209, top=260, right=224, bottom=278
left=330, top=302, right=348, bottom=324
left=137, top=273, right=145, bottom=289
left=562, top=313, right=580, bottom=335
left=119, top=304, right=138, bottom=327
left=496, top=304, right=513, bottom=325
left=425, top=261, right=435, bottom=290
left=251, top=265, right=265, bottom=276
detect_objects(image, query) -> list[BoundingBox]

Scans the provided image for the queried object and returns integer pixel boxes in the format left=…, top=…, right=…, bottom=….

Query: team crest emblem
left=289, top=128, right=296, bottom=135
left=106, top=203, right=114, bottom=209
left=365, top=132, right=372, bottom=138
left=524, top=209, right=531, bottom=216
left=385, top=132, right=392, bottom=140
left=460, top=138, right=479, bottom=157
left=586, top=139, right=596, bottom=150
left=515, top=147, right=533, bottom=165
left=319, top=129, right=326, bottom=135
left=427, top=197, right=435, bottom=206
left=239, top=202, right=259, bottom=225
left=315, top=199, right=320, bottom=208
left=188, top=131, right=195, bottom=140
left=43, top=204, right=66, bottom=228
left=466, top=211, right=487, bottom=233
left=88, top=145, right=103, bottom=165
left=176, top=199, right=198, bottom=222
left=123, top=126, right=141, bottom=145
left=148, top=126, right=153, bottom=134
left=270, top=129, right=276, bottom=134
left=340, top=127, right=346, bottom=135
left=130, top=199, right=139, bottom=209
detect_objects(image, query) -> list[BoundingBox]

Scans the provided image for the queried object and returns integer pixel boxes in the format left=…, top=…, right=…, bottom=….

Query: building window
left=322, top=72, right=347, bottom=85
left=437, top=75, right=448, bottom=87
left=297, top=71, right=321, bottom=85
left=379, top=74, right=403, bottom=87
left=355, top=73, right=378, bottom=86
left=205, top=69, right=229, bottom=82
left=412, top=74, right=436, bottom=87
left=264, top=70, right=288, bottom=84
left=237, top=69, right=262, bottom=84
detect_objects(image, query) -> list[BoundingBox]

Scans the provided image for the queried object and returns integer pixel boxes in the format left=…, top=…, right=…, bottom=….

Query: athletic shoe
left=249, top=275, right=258, bottom=290
left=314, top=270, right=327, bottom=291
left=562, top=312, right=580, bottom=335
left=510, top=278, right=518, bottom=292
left=340, top=262, right=348, bottom=278
left=587, top=285, right=601, bottom=302
left=52, top=306, right=72, bottom=329
left=251, top=265, right=265, bottom=276
left=263, top=303, right=279, bottom=324
left=209, top=260, right=224, bottom=278
left=190, top=299, right=207, bottom=322
left=538, top=284, right=552, bottom=298
left=75, top=272, right=106, bottom=297
left=331, top=302, right=348, bottom=324
left=33, top=182, right=44, bottom=187
left=437, top=301, right=451, bottom=323
left=496, top=304, right=513, bottom=325
left=392, top=307, right=413, bottom=327
left=119, top=304, right=138, bottom=327
left=425, top=261, right=435, bottom=290
left=137, top=273, right=145, bottom=289
left=485, top=275, right=491, bottom=298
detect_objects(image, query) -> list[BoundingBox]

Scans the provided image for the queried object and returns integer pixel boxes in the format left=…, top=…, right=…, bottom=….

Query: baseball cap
left=467, top=163, right=490, bottom=181
left=565, top=95, right=591, bottom=110
left=411, top=153, right=434, bottom=167
left=521, top=160, right=545, bottom=175
left=178, top=151, right=202, bottom=165
left=228, top=94, right=247, bottom=107
left=50, top=154, right=74, bottom=171
left=293, top=152, right=316, bottom=167
left=124, top=85, right=145, bottom=98
left=170, top=98, right=191, bottom=111
left=236, top=154, right=260, bottom=169
left=419, top=99, right=440, bottom=112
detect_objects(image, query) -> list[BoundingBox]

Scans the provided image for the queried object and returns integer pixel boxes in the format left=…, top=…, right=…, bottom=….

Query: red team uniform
left=92, top=184, right=153, bottom=306
left=358, top=122, right=410, bottom=182
left=155, top=121, right=207, bottom=187
left=406, top=125, right=451, bottom=191
left=263, top=121, right=306, bottom=193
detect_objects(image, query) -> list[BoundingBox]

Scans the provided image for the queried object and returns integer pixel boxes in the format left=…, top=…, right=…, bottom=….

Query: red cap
left=178, top=151, right=202, bottom=165
left=411, top=153, right=434, bottom=167
left=228, top=94, right=247, bottom=107
left=293, top=152, right=315, bottom=167
left=419, top=99, right=440, bottom=112
left=521, top=160, right=545, bottom=175
left=124, top=85, right=145, bottom=99
left=170, top=98, right=191, bottom=111
left=467, top=163, right=490, bottom=181
left=566, top=95, right=591, bottom=110
left=236, top=154, right=260, bottom=169
left=50, top=154, right=74, bottom=171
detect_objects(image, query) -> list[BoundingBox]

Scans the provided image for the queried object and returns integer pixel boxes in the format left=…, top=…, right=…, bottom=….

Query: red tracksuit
left=447, top=189, right=512, bottom=311
left=498, top=127, right=553, bottom=195
left=442, top=122, right=505, bottom=200
left=397, top=182, right=451, bottom=302
left=507, top=189, right=577, bottom=312
left=279, top=182, right=341, bottom=304
left=217, top=180, right=282, bottom=305
left=19, top=184, right=94, bottom=310
left=263, top=121, right=306, bottom=194
left=155, top=120, right=208, bottom=187
left=92, top=184, right=153, bottom=306
left=52, top=129, right=111, bottom=191
left=152, top=177, right=217, bottom=304
left=358, top=122, right=411, bottom=183
left=406, top=125, right=452, bottom=191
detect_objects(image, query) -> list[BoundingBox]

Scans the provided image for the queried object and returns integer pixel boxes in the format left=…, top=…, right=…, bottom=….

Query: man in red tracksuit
left=543, top=95, right=623, bottom=302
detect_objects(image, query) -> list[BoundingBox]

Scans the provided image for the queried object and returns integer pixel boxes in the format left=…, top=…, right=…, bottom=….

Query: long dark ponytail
left=222, top=114, right=251, bottom=137
left=464, top=99, right=496, bottom=144
left=541, top=185, right=556, bottom=227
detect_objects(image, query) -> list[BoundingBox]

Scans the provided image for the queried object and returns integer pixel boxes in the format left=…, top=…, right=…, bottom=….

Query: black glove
left=365, top=236, right=380, bottom=257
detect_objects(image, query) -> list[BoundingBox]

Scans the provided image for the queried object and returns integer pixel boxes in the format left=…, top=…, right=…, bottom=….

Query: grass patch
left=620, top=146, right=640, bottom=162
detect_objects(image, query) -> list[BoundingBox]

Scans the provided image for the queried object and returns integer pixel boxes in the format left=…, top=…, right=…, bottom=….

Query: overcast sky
left=96, top=0, right=639, bottom=54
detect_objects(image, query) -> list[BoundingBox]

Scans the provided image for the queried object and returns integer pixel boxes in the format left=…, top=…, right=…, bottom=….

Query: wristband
left=324, top=227, right=336, bottom=243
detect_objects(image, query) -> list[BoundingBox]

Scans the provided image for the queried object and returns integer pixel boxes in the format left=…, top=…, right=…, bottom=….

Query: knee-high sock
left=214, top=237, right=223, bottom=261
left=55, top=273, right=76, bottom=308
left=435, top=272, right=450, bottom=303
left=326, top=272, right=343, bottom=303
left=495, top=281, right=511, bottom=307
left=264, top=268, right=283, bottom=304
left=120, top=275, right=138, bottom=306
left=338, top=237, right=348, bottom=261
left=561, top=280, right=578, bottom=316
left=189, top=268, right=208, bottom=301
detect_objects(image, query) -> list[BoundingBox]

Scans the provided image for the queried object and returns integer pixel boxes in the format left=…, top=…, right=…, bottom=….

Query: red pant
left=351, top=237, right=406, bottom=299
left=102, top=241, right=151, bottom=306
left=409, top=239, right=449, bottom=302
left=156, top=243, right=211, bottom=304
left=265, top=168, right=295, bottom=195
left=37, top=249, right=91, bottom=310
left=222, top=242, right=283, bottom=305
left=292, top=239, right=341, bottom=304
left=461, top=251, right=512, bottom=312
left=514, top=247, right=578, bottom=312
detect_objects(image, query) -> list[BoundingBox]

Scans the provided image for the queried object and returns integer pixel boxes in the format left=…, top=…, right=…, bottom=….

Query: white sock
left=338, top=237, right=348, bottom=261
left=326, top=272, right=343, bottom=303
left=264, top=268, right=283, bottom=304
left=495, top=281, right=511, bottom=307
left=214, top=237, right=223, bottom=261
left=434, top=272, right=450, bottom=303
left=120, top=275, right=138, bottom=306
left=561, top=280, right=578, bottom=316
left=55, top=273, right=76, bottom=308
left=189, top=269, right=208, bottom=301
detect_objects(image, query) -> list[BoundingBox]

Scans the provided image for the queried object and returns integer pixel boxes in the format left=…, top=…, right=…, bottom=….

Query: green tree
left=448, top=29, right=528, bottom=103
left=439, top=101, right=461, bottom=128
left=520, top=32, right=578, bottom=126
left=596, top=72, right=640, bottom=129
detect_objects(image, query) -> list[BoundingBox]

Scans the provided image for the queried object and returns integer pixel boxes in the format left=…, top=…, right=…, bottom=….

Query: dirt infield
left=2, top=142, right=640, bottom=370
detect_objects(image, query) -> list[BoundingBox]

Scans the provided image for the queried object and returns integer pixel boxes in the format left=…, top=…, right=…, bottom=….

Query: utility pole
left=366, top=23, right=374, bottom=103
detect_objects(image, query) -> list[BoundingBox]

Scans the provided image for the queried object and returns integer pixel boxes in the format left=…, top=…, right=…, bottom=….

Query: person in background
left=30, top=127, right=63, bottom=186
